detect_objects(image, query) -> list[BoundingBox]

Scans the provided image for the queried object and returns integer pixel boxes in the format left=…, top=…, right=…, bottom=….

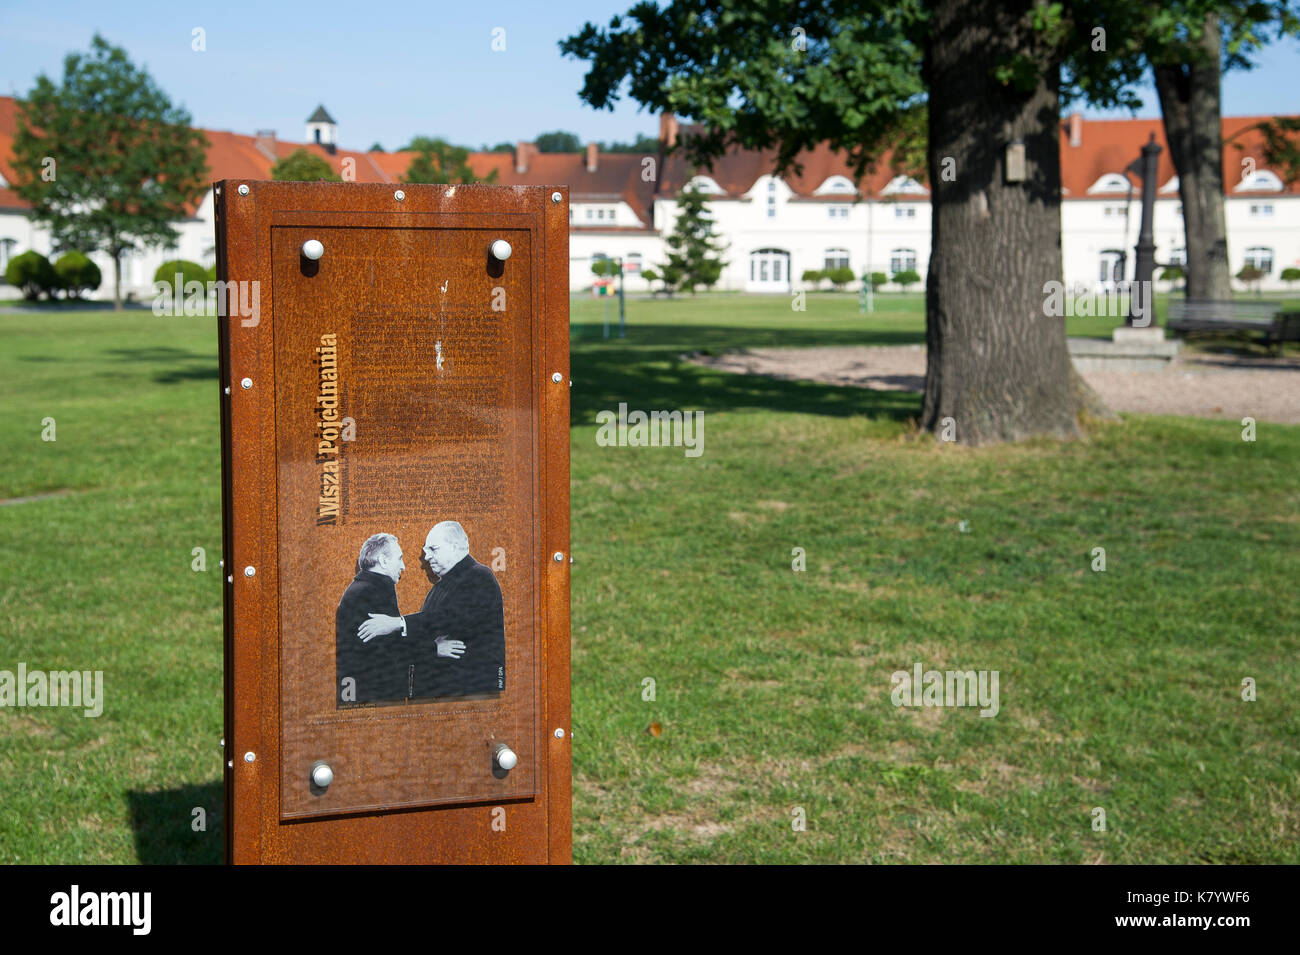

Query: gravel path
left=685, top=344, right=1300, bottom=424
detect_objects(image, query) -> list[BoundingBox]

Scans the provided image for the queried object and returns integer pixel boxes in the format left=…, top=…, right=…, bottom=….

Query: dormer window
left=881, top=175, right=928, bottom=196
left=1236, top=169, right=1284, bottom=192
left=814, top=175, right=857, bottom=196
left=687, top=175, right=724, bottom=195
left=1087, top=173, right=1133, bottom=194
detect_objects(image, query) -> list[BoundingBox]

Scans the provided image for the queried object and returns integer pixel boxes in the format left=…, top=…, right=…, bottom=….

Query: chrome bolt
left=237, top=184, right=249, bottom=196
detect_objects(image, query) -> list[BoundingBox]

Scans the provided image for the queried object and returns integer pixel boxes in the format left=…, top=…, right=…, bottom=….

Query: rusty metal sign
left=215, top=180, right=571, bottom=863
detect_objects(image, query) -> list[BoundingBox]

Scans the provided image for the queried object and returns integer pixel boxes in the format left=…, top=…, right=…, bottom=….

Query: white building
left=0, top=99, right=1295, bottom=301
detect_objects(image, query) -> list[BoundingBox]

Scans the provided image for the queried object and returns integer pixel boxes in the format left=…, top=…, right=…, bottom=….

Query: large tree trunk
left=1152, top=14, right=1232, bottom=301
left=923, top=0, right=1108, bottom=445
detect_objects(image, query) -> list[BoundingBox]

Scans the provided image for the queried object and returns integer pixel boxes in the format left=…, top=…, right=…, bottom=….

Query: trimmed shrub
left=801, top=269, right=825, bottom=287
left=864, top=271, right=888, bottom=290
left=54, top=251, right=102, bottom=299
left=153, top=259, right=209, bottom=288
left=5, top=250, right=58, bottom=300
left=1280, top=266, right=1300, bottom=288
left=893, top=268, right=921, bottom=291
left=828, top=266, right=855, bottom=289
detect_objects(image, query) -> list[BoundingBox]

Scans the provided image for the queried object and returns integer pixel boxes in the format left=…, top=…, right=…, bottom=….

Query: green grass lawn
left=0, top=295, right=1296, bottom=863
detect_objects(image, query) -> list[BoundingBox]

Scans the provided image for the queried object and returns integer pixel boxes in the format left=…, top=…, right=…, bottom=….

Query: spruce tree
left=661, top=182, right=726, bottom=294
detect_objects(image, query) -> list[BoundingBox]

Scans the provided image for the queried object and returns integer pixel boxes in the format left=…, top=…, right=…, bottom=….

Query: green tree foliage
left=271, top=148, right=341, bottom=182
left=486, top=142, right=515, bottom=153
left=661, top=182, right=726, bottom=294
left=1159, top=265, right=1186, bottom=285
left=828, top=266, right=855, bottom=289
left=1236, top=263, right=1265, bottom=292
left=802, top=268, right=826, bottom=287
left=865, top=271, right=889, bottom=290
left=1280, top=266, right=1300, bottom=288
left=53, top=251, right=101, bottom=298
left=401, top=136, right=498, bottom=184
left=5, top=250, right=57, bottom=301
left=893, top=268, right=921, bottom=291
left=535, top=130, right=583, bottom=153
left=153, top=259, right=209, bottom=286
left=368, top=142, right=385, bottom=152
left=591, top=258, right=618, bottom=277
left=1230, top=116, right=1300, bottom=185
left=599, top=133, right=661, bottom=153
left=11, top=34, right=210, bottom=310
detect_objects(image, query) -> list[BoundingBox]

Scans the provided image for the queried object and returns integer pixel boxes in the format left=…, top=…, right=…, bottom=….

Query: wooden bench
left=1167, top=299, right=1300, bottom=355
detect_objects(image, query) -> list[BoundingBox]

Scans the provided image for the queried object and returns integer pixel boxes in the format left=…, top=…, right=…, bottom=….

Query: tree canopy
left=534, top=130, right=583, bottom=152
left=271, top=148, right=341, bottom=182
left=12, top=33, right=209, bottom=309
left=400, top=137, right=498, bottom=184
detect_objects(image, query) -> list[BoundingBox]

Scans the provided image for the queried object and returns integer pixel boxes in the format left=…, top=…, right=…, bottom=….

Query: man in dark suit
left=358, top=521, right=505, bottom=700
left=335, top=533, right=408, bottom=705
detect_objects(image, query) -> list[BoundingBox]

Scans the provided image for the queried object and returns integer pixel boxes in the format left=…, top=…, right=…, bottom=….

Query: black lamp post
left=1126, top=133, right=1162, bottom=328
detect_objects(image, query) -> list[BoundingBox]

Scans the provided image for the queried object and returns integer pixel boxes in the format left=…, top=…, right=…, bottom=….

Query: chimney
left=1068, top=111, right=1082, bottom=148
left=586, top=142, right=598, bottom=173
left=254, top=129, right=277, bottom=162
left=660, top=112, right=679, bottom=150
left=516, top=141, right=534, bottom=174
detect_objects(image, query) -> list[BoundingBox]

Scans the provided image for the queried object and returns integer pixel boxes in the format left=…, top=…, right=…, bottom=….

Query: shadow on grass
left=571, top=321, right=924, bottom=350
left=100, top=347, right=219, bottom=384
left=126, top=782, right=222, bottom=864
left=571, top=324, right=923, bottom=426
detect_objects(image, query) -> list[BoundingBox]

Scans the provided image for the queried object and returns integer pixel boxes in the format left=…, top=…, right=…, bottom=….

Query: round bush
left=153, top=259, right=209, bottom=287
left=5, top=250, right=58, bottom=300
left=828, top=266, right=855, bottom=288
left=54, top=251, right=102, bottom=299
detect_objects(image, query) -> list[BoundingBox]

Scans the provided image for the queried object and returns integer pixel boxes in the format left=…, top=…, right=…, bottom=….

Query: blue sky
left=2, top=0, right=1297, bottom=152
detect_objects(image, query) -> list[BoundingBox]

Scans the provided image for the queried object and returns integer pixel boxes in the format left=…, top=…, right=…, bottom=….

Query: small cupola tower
left=306, top=105, right=338, bottom=155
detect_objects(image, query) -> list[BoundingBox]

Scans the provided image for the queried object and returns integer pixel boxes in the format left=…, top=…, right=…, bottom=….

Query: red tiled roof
left=0, top=96, right=659, bottom=223
left=0, top=97, right=1294, bottom=224
left=659, top=115, right=1300, bottom=199
left=1056, top=114, right=1300, bottom=197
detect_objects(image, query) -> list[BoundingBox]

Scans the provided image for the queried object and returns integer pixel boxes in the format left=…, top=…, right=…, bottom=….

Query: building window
left=1168, top=247, right=1186, bottom=266
left=1249, top=203, right=1274, bottom=217
left=1244, top=247, right=1273, bottom=274
left=824, top=248, right=850, bottom=271
left=1102, top=204, right=1126, bottom=218
left=1099, top=249, right=1125, bottom=285
left=748, top=248, right=790, bottom=289
left=0, top=238, right=16, bottom=274
left=889, top=248, right=916, bottom=275
left=626, top=252, right=642, bottom=274
left=828, top=205, right=849, bottom=219
left=893, top=206, right=916, bottom=219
